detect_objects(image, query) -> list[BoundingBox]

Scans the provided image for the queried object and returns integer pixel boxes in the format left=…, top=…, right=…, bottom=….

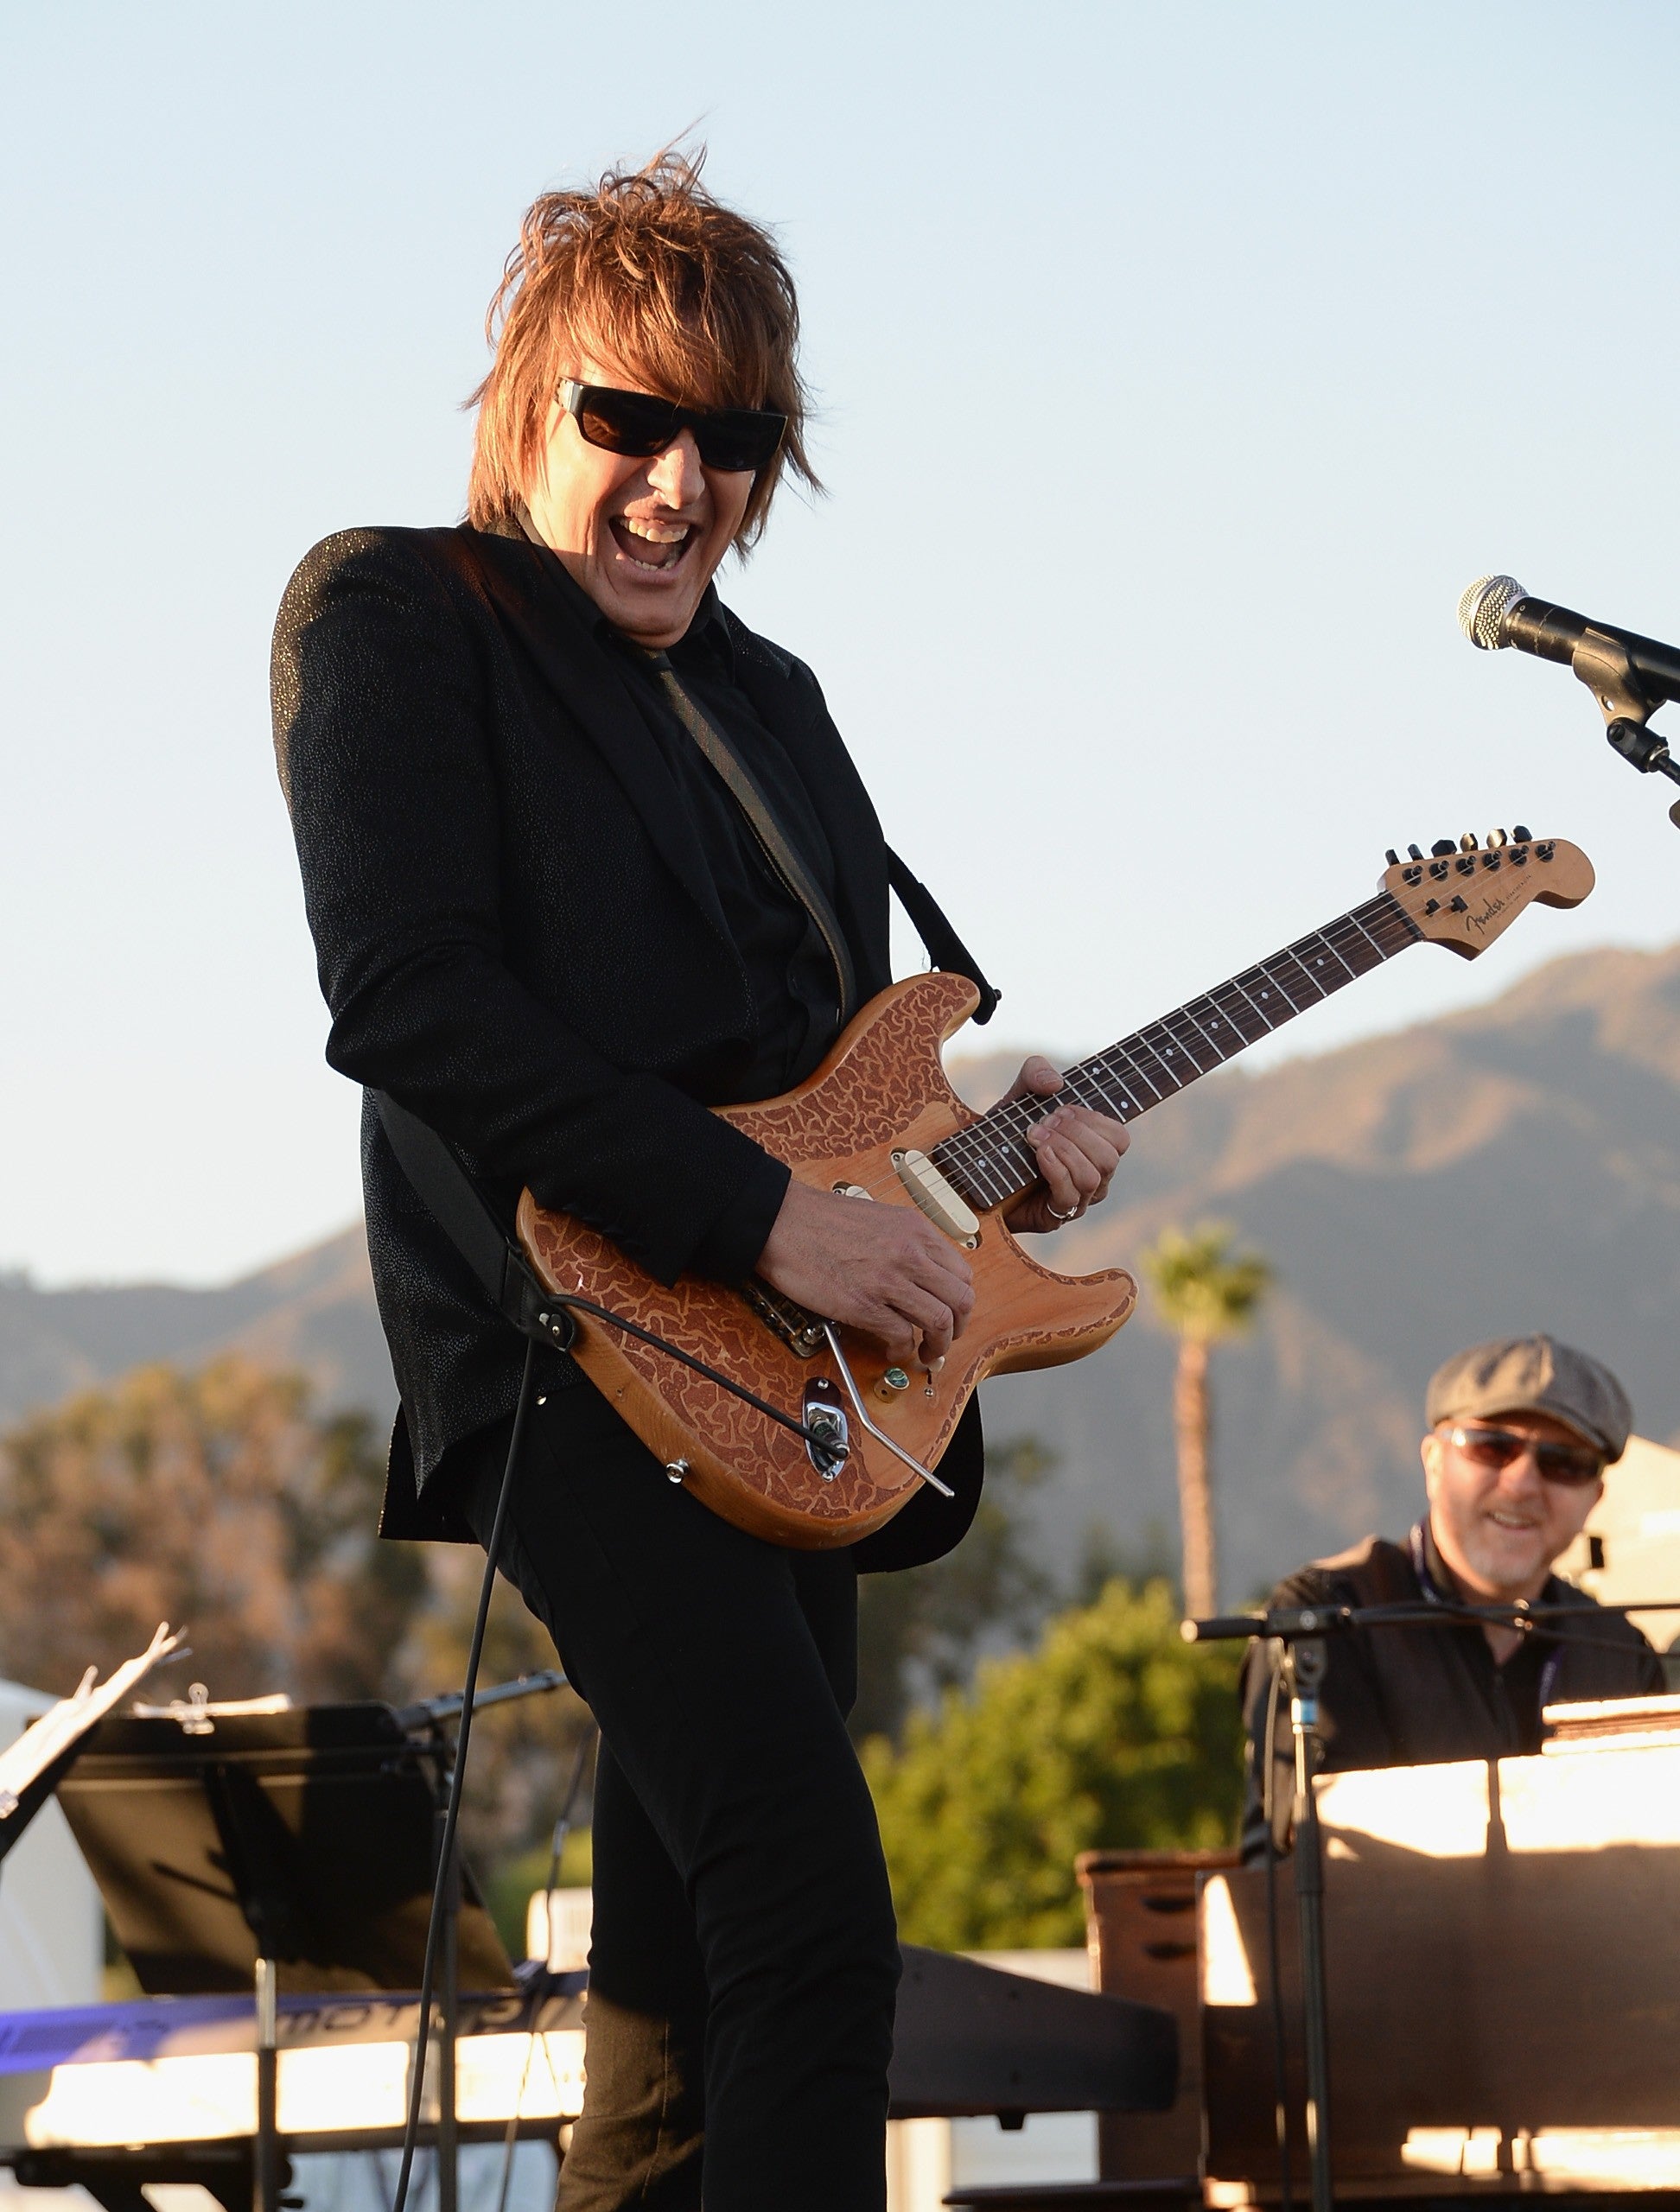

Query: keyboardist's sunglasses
left=558, top=378, right=787, bottom=474
left=1444, top=1424, right=1603, bottom=1487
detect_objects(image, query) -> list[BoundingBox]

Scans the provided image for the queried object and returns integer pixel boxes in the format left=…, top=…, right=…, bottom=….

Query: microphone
left=1458, top=574, right=1680, bottom=709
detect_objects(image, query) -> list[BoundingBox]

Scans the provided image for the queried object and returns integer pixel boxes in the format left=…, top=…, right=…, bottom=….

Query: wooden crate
left=1079, top=1848, right=1239, bottom=2190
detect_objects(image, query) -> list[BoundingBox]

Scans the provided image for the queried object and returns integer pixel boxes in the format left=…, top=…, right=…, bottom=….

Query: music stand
left=55, top=1700, right=514, bottom=2212
left=0, top=1628, right=183, bottom=1870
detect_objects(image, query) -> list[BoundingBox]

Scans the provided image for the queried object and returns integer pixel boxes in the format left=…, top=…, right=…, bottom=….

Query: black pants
left=457, top=1382, right=900, bottom=2212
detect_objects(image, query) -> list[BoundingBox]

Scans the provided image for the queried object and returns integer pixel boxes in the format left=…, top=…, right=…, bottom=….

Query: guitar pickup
left=892, top=1148, right=981, bottom=1246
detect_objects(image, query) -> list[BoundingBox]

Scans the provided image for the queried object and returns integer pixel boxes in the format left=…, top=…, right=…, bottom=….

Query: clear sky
left=5, top=2, right=1679, bottom=1285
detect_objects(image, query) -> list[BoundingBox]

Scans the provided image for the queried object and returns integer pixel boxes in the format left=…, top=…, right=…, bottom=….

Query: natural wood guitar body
left=516, top=972, right=1137, bottom=1548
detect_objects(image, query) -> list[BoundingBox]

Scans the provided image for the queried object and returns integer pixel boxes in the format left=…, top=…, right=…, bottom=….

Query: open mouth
left=609, top=515, right=696, bottom=573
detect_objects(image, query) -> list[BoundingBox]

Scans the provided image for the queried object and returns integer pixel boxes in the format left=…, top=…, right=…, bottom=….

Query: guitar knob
left=1512, top=823, right=1533, bottom=842
left=1431, top=839, right=1456, bottom=857
left=1384, top=849, right=1400, bottom=867
left=1460, top=832, right=1480, bottom=851
left=1487, top=828, right=1509, bottom=849
left=1408, top=844, right=1424, bottom=861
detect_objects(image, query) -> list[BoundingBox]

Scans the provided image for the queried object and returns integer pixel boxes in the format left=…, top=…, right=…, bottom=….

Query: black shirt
left=1239, top=1520, right=1664, bottom=1859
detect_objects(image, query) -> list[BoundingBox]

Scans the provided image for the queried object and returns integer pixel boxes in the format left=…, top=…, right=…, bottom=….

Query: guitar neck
left=931, top=888, right=1423, bottom=1213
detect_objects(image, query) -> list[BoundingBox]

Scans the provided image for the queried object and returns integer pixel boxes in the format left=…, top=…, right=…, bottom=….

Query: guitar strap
left=376, top=1092, right=568, bottom=1352
left=649, top=654, right=860, bottom=1025
left=650, top=653, right=1002, bottom=1028
left=882, top=848, right=1002, bottom=1027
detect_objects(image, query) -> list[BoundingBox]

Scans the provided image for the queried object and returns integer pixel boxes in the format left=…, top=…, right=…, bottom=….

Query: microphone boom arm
left=1570, top=631, right=1680, bottom=818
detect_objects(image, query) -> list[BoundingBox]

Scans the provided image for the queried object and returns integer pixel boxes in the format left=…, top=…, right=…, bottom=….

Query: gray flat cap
left=1426, top=1333, right=1632, bottom=1463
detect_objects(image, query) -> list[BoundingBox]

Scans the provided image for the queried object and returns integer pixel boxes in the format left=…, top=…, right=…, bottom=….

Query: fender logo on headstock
left=1464, top=890, right=1515, bottom=934
left=1383, top=831, right=1594, bottom=960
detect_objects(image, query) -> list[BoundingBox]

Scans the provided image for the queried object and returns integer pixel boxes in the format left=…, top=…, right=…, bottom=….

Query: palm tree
left=1139, top=1223, right=1272, bottom=1620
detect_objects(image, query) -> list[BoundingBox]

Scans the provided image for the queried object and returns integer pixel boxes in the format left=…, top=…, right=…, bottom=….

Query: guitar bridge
left=738, top=1277, right=827, bottom=1357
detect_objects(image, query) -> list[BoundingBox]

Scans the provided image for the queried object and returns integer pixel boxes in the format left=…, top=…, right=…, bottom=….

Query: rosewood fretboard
left=931, top=889, right=1422, bottom=1212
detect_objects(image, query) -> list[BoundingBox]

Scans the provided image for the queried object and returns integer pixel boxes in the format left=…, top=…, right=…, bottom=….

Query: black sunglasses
left=558, top=378, right=786, bottom=474
left=1444, top=1424, right=1604, bottom=1488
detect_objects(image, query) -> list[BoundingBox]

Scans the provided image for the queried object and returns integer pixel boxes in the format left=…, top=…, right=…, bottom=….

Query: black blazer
left=273, top=522, right=982, bottom=1570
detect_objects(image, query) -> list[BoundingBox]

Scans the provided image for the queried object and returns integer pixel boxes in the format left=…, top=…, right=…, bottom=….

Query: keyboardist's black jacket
left=1239, top=1525, right=1664, bottom=1859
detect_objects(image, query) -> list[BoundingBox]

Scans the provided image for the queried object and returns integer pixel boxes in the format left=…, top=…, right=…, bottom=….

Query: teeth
left=621, top=518, right=690, bottom=543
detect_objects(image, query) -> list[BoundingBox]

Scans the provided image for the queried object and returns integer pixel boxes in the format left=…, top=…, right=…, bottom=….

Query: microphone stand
left=1194, top=1605, right=1342, bottom=2212
left=1569, top=631, right=1680, bottom=829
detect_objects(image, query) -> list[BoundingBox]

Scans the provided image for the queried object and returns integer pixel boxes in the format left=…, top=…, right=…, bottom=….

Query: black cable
left=391, top=1337, right=542, bottom=2212
left=1260, top=1657, right=1293, bottom=2212
left=491, top=1724, right=599, bottom=2212
left=539, top=1287, right=829, bottom=1448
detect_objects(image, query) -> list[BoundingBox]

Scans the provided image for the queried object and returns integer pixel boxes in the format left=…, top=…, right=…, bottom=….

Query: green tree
left=1139, top=1223, right=1271, bottom=1619
left=0, top=1357, right=425, bottom=1702
left=862, top=1578, right=1244, bottom=1948
left=852, top=1434, right=1055, bottom=1742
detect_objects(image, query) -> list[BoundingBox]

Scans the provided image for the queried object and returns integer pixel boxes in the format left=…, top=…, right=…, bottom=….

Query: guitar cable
left=531, top=1287, right=830, bottom=1449
left=390, top=1338, right=541, bottom=2212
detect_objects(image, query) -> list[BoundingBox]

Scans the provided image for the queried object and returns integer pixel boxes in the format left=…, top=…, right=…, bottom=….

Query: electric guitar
left=517, top=830, right=1594, bottom=1548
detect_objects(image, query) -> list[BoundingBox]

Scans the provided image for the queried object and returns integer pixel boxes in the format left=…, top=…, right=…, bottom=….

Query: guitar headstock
left=1379, top=828, right=1594, bottom=959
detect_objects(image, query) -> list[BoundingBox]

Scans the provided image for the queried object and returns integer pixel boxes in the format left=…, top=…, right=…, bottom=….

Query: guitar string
left=844, top=905, right=1407, bottom=1206
left=838, top=842, right=1553, bottom=1211
left=837, top=893, right=1423, bottom=1208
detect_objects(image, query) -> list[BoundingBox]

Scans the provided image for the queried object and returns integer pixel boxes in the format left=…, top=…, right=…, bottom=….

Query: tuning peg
left=1384, top=848, right=1400, bottom=866
left=1431, top=839, right=1456, bottom=857
left=1408, top=844, right=1424, bottom=861
left=1512, top=823, right=1532, bottom=842
left=1487, top=827, right=1508, bottom=849
left=1459, top=832, right=1480, bottom=852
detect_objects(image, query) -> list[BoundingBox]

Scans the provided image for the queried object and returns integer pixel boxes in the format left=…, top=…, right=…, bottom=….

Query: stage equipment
left=0, top=1947, right=1175, bottom=2209
left=0, top=1626, right=182, bottom=1870
left=1459, top=575, right=1680, bottom=827
left=1187, top=1592, right=1680, bottom=2212
left=1201, top=1700, right=1680, bottom=2202
left=19, top=1675, right=564, bottom=2212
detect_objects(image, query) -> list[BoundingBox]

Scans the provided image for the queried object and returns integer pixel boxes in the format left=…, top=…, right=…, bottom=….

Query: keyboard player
left=1241, top=1333, right=1664, bottom=1857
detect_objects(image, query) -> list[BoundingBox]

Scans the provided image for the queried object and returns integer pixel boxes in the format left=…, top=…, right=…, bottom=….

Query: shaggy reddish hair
left=467, top=149, right=818, bottom=548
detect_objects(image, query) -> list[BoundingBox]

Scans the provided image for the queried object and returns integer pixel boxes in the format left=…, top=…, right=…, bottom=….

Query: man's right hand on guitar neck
left=757, top=1177, right=975, bottom=1367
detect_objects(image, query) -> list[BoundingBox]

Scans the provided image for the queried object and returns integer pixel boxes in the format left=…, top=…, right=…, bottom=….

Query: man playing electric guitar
left=274, top=151, right=1127, bottom=2212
